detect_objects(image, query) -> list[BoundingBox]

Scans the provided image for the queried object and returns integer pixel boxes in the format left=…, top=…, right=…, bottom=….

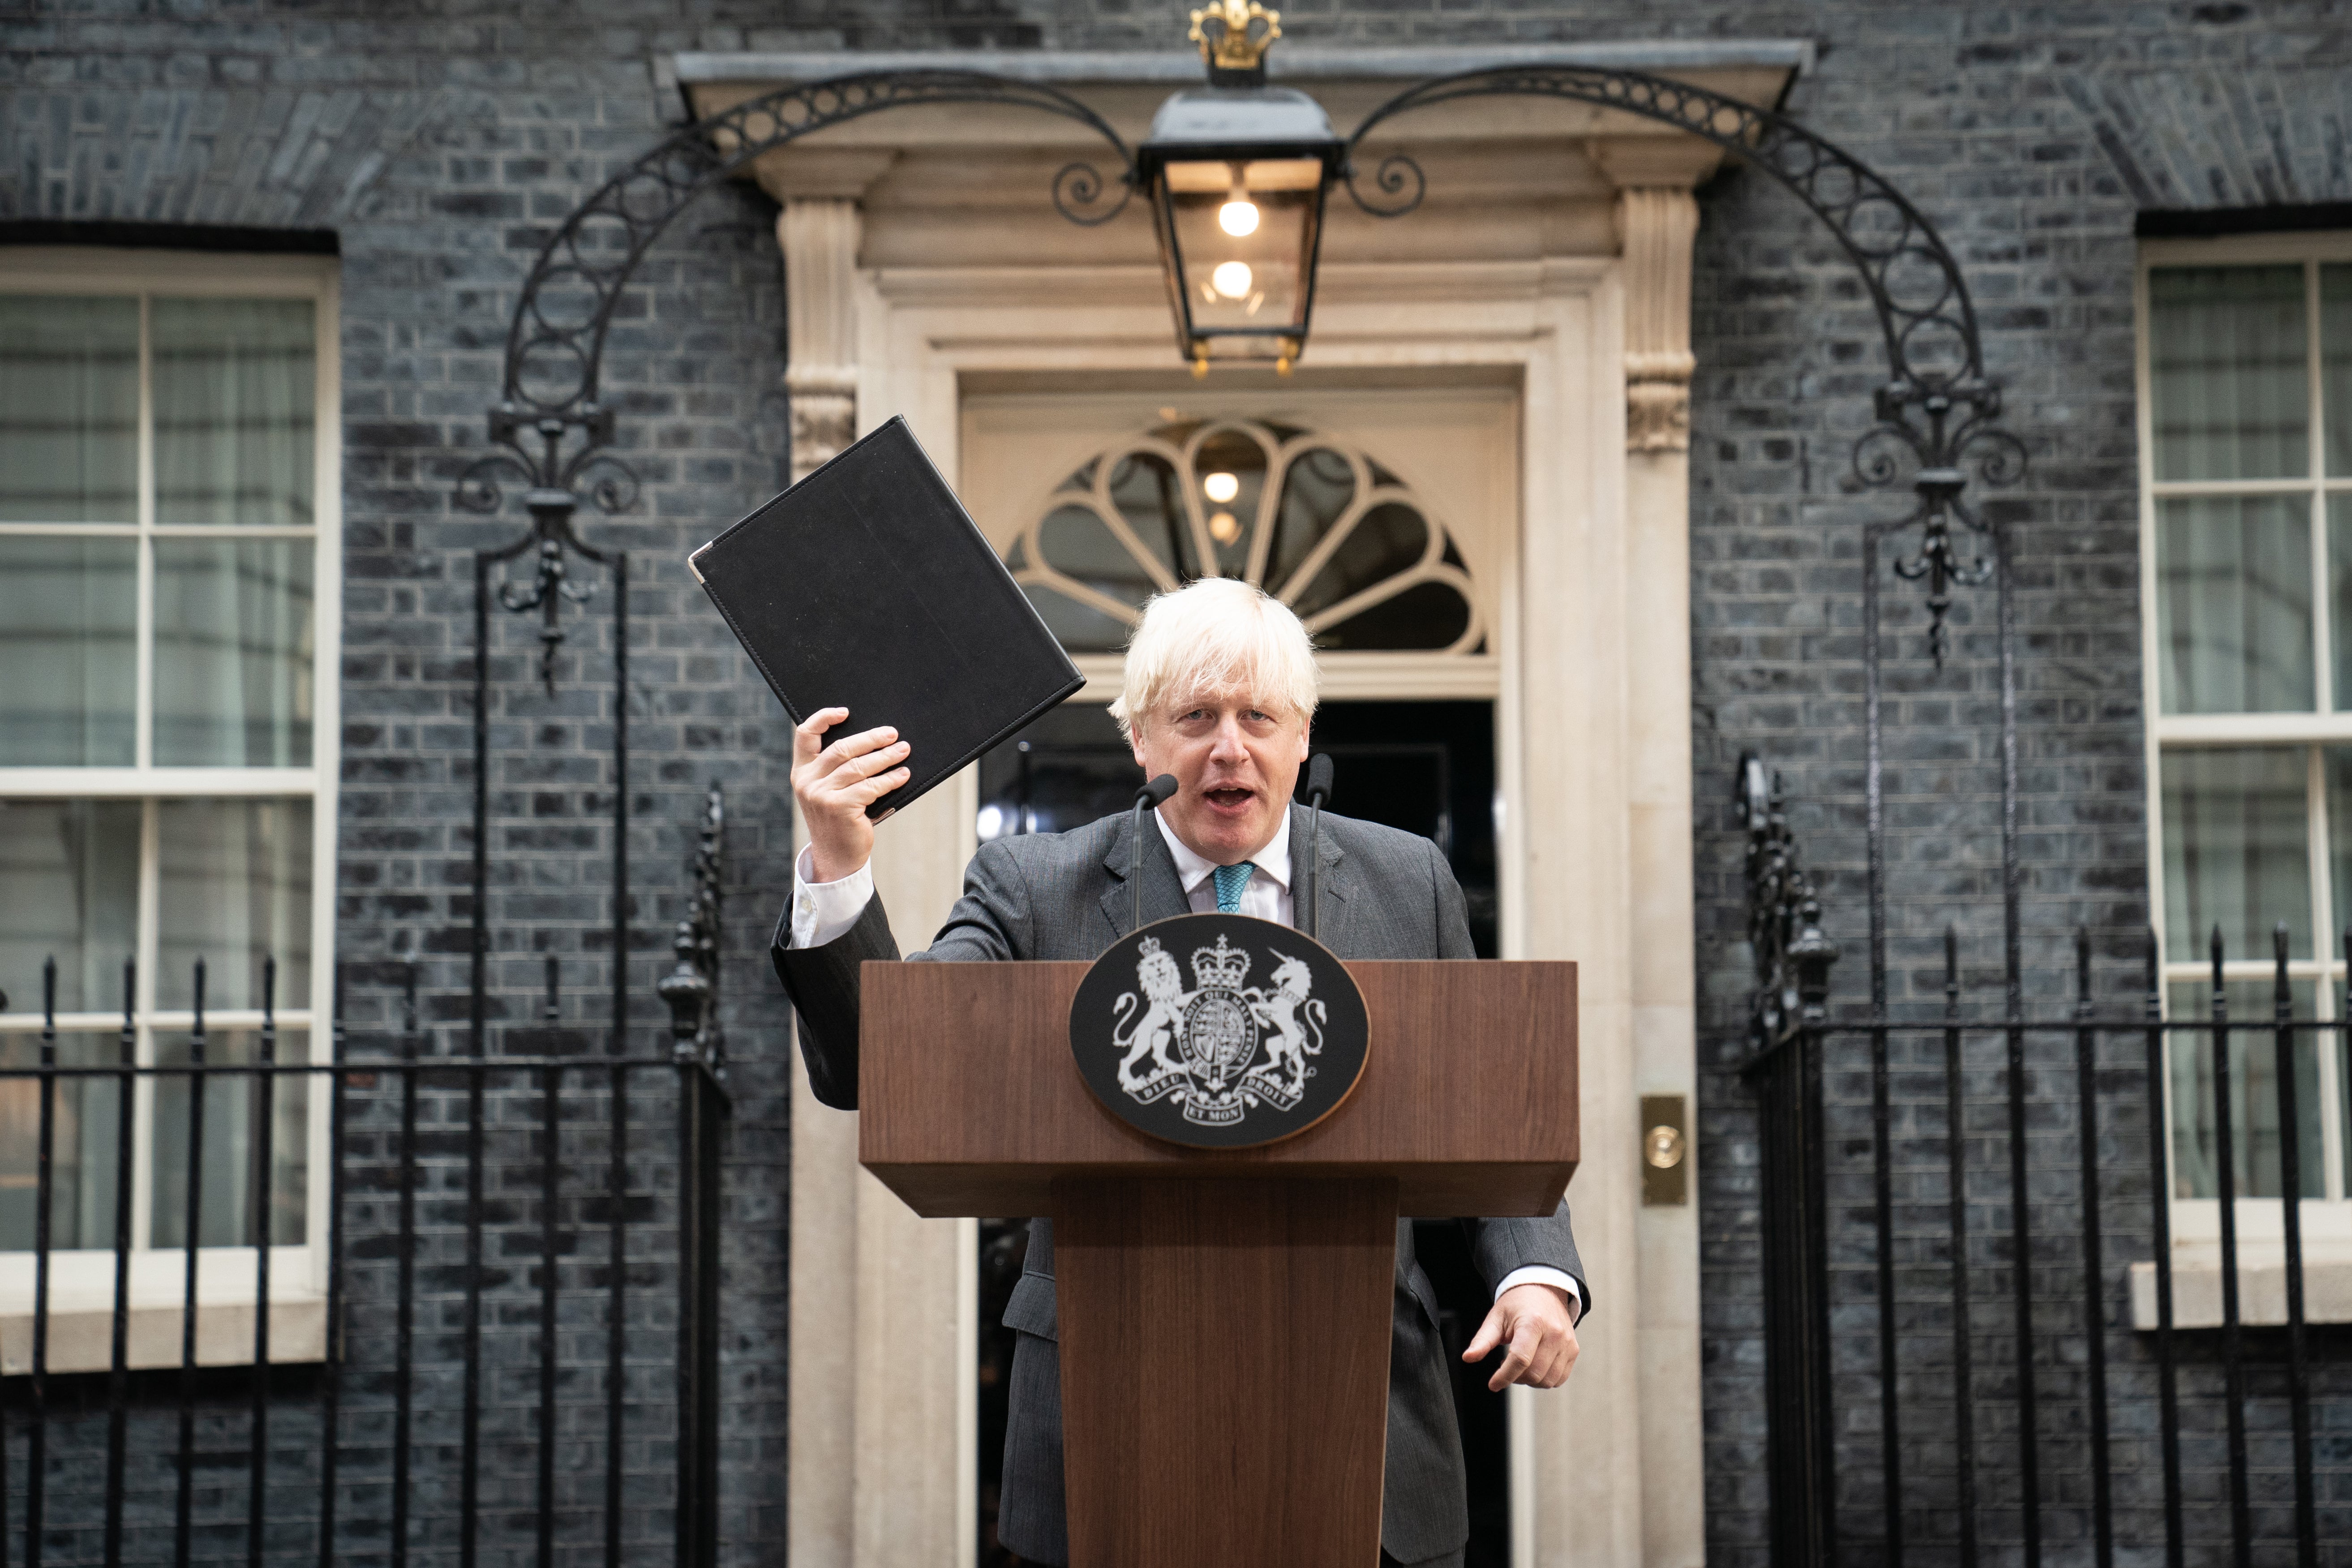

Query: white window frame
left=0, top=248, right=341, bottom=1369
left=2137, top=230, right=2352, bottom=1324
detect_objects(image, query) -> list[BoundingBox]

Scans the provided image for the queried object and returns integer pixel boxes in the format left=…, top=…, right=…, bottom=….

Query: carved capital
left=1627, top=377, right=1694, bottom=453
left=1616, top=187, right=1700, bottom=454
left=780, top=199, right=863, bottom=483
left=790, top=391, right=858, bottom=481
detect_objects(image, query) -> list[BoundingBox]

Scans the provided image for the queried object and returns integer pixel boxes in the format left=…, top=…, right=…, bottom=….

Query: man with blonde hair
left=775, top=576, right=1585, bottom=1568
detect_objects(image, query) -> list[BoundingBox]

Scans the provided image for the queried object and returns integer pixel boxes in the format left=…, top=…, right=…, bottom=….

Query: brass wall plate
left=1640, top=1093, right=1687, bottom=1206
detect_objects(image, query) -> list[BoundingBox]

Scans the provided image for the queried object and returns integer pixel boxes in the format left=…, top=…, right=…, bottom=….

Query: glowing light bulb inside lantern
left=1203, top=471, right=1240, bottom=503
left=1211, top=261, right=1253, bottom=300
left=1219, top=198, right=1260, bottom=237
left=1209, top=511, right=1241, bottom=545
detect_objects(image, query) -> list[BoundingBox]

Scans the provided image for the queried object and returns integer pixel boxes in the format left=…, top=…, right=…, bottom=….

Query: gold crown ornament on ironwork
left=1189, top=0, right=1280, bottom=71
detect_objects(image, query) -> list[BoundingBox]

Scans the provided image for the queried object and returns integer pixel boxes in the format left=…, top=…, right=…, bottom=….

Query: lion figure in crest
left=1111, top=936, right=1190, bottom=1092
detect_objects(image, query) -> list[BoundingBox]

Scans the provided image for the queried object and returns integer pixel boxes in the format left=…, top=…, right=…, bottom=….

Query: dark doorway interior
left=972, top=699, right=1508, bottom=1568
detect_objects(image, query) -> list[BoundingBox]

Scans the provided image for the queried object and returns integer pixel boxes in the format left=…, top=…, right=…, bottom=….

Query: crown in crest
left=1191, top=934, right=1252, bottom=991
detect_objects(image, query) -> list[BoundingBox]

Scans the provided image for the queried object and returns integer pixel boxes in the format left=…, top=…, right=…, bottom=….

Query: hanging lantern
left=1138, top=3, right=1343, bottom=375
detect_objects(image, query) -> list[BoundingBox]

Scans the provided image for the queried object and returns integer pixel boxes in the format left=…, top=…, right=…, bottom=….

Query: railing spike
left=2075, top=925, right=2091, bottom=1009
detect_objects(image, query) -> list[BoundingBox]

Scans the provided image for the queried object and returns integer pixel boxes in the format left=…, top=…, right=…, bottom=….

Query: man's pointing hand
left=1464, top=1282, right=1579, bottom=1393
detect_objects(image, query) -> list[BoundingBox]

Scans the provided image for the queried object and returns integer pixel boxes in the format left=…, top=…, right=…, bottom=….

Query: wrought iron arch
left=456, top=61, right=2022, bottom=657
left=1343, top=64, right=2026, bottom=664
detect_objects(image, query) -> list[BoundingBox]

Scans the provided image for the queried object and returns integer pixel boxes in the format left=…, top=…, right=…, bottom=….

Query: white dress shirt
left=787, top=809, right=1580, bottom=1321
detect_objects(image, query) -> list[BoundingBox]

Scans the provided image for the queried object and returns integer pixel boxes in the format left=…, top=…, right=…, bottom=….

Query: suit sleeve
left=768, top=839, right=1034, bottom=1110
left=1468, top=1204, right=1588, bottom=1319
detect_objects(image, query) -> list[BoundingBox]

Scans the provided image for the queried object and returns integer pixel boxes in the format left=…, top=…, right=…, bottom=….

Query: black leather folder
left=689, top=416, right=1085, bottom=819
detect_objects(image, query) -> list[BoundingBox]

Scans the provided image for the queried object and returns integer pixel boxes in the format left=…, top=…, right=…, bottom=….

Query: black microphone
left=1132, top=773, right=1179, bottom=933
left=1303, top=753, right=1333, bottom=940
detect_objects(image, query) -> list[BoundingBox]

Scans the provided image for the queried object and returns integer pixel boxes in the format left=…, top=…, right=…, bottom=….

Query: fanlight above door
left=1001, top=418, right=1482, bottom=655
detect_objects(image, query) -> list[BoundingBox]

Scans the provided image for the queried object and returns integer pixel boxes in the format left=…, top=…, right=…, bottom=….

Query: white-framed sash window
left=2137, top=231, right=2352, bottom=1316
left=0, top=249, right=340, bottom=1367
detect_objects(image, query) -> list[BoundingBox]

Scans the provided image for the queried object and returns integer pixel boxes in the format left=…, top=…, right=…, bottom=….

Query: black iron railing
left=0, top=789, right=732, bottom=1568
left=0, top=958, right=727, bottom=1568
left=1740, top=771, right=2348, bottom=1567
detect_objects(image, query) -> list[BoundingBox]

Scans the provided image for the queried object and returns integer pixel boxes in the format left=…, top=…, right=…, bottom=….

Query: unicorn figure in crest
left=1246, top=950, right=1326, bottom=1101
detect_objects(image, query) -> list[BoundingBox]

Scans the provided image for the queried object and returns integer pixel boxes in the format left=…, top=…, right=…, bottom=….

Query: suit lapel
left=1099, top=811, right=1191, bottom=940
left=1287, top=803, right=1356, bottom=957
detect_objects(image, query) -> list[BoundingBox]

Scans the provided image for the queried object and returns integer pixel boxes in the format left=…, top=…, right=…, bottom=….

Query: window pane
left=0, top=536, right=137, bottom=766
left=2322, top=746, right=2352, bottom=954
left=152, top=298, right=315, bottom=528
left=2324, top=263, right=2352, bottom=477
left=0, top=800, right=139, bottom=1015
left=0, top=296, right=137, bottom=524
left=1269, top=446, right=1358, bottom=592
left=156, top=799, right=310, bottom=1013
left=149, top=1027, right=308, bottom=1248
left=2161, top=747, right=2310, bottom=959
left=1318, top=580, right=1476, bottom=651
left=152, top=538, right=314, bottom=767
left=1292, top=503, right=1431, bottom=619
left=2155, top=495, right=2313, bottom=713
left=2165, top=982, right=2325, bottom=1200
left=2149, top=265, right=2310, bottom=482
left=0, top=1031, right=125, bottom=1251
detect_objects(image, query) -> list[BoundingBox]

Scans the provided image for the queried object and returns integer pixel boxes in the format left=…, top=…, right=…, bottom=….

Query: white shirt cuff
left=790, top=844, right=876, bottom=950
left=1496, top=1265, right=1582, bottom=1323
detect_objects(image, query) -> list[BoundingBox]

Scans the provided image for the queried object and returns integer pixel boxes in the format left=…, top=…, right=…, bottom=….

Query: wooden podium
left=860, top=959, right=1578, bottom=1568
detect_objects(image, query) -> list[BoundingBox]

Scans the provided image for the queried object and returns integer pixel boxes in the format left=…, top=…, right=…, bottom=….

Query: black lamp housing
left=1137, top=75, right=1343, bottom=374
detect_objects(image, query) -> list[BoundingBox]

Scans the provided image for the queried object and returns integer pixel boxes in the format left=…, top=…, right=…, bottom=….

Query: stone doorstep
left=0, top=1296, right=327, bottom=1375
left=2129, top=1245, right=2352, bottom=1330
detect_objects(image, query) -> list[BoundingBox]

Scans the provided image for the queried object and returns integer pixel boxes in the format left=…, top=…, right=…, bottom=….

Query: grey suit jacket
left=772, top=803, right=1586, bottom=1568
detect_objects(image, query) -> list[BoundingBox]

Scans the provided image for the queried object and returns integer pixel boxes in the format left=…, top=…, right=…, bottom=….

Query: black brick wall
left=8, top=1, right=2352, bottom=1562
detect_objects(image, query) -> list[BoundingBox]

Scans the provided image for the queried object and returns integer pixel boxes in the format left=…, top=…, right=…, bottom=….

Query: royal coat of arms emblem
left=1070, top=912, right=1369, bottom=1149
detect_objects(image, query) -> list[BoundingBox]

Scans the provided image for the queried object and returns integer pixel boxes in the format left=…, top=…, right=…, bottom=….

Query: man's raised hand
left=792, top=707, right=911, bottom=883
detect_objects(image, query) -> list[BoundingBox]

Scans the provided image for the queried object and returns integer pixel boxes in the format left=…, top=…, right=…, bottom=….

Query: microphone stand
left=1302, top=754, right=1333, bottom=941
left=1132, top=773, right=1178, bottom=933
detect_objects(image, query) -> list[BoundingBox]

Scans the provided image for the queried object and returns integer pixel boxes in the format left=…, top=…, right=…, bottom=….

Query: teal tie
left=1212, top=861, right=1256, bottom=914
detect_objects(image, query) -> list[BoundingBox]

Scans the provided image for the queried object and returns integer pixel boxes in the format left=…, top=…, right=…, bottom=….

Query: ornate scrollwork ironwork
left=657, top=783, right=727, bottom=1080
left=1343, top=150, right=1426, bottom=218
left=1343, top=64, right=2025, bottom=657
left=1866, top=389, right=2027, bottom=666
left=1736, top=753, right=1839, bottom=1065
left=1052, top=160, right=1134, bottom=227
left=455, top=408, right=632, bottom=690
